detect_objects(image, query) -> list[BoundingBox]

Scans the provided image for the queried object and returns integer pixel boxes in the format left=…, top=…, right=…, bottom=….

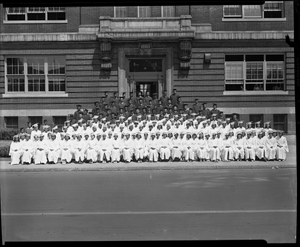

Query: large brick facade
left=0, top=3, right=296, bottom=134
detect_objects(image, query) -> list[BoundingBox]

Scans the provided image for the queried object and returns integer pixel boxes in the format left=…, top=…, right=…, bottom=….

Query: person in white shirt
left=21, top=133, right=34, bottom=165
left=171, top=132, right=182, bottom=161
left=244, top=130, right=256, bottom=162
left=122, top=132, right=134, bottom=163
left=111, top=133, right=123, bottom=163
left=148, top=132, right=159, bottom=162
left=158, top=132, right=171, bottom=161
left=182, top=132, right=194, bottom=162
left=47, top=133, right=61, bottom=164
left=35, top=134, right=48, bottom=165
left=86, top=133, right=98, bottom=163
left=276, top=130, right=289, bottom=161
left=221, top=132, right=234, bottom=162
left=207, top=132, right=221, bottom=162
left=265, top=130, right=278, bottom=161
left=60, top=134, right=73, bottom=164
left=233, top=132, right=245, bottom=161
left=98, top=133, right=112, bottom=163
left=30, top=123, right=41, bottom=141
left=196, top=132, right=208, bottom=162
left=9, top=135, right=22, bottom=165
left=134, top=132, right=146, bottom=162
left=255, top=132, right=267, bottom=161
left=73, top=134, right=86, bottom=164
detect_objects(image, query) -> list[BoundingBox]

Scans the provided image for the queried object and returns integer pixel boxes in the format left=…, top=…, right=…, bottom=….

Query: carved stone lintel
left=139, top=41, right=152, bottom=56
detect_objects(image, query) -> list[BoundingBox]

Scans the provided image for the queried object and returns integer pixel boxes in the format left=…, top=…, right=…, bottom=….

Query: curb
left=0, top=162, right=296, bottom=172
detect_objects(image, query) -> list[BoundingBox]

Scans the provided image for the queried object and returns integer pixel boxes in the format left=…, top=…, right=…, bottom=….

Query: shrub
left=0, top=128, right=19, bottom=140
left=0, top=145, right=10, bottom=157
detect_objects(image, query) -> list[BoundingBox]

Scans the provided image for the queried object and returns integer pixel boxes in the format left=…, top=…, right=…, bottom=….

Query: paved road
left=1, top=169, right=296, bottom=242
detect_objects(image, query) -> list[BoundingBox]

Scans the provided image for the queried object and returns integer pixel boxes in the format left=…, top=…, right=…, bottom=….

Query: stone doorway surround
left=118, top=47, right=173, bottom=98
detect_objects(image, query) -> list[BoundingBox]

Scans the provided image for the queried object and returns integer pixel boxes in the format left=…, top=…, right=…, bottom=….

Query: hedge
left=0, top=146, right=10, bottom=157
left=0, top=128, right=20, bottom=140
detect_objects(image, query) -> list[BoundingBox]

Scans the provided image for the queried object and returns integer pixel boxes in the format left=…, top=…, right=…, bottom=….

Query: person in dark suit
left=201, top=103, right=211, bottom=119
left=160, top=90, right=168, bottom=107
left=170, top=88, right=180, bottom=106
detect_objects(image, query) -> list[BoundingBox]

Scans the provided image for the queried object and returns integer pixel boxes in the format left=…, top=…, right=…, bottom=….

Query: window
left=53, top=116, right=67, bottom=130
left=273, top=114, right=287, bottom=133
left=129, top=59, right=163, bottom=72
left=29, top=117, right=43, bottom=127
left=5, top=56, right=66, bottom=94
left=249, top=114, right=264, bottom=128
left=162, top=6, right=175, bottom=17
left=223, top=1, right=284, bottom=19
left=138, top=6, right=151, bottom=17
left=6, top=7, right=66, bottom=22
left=115, top=6, right=128, bottom=17
left=5, top=117, right=18, bottom=129
left=225, top=54, right=285, bottom=92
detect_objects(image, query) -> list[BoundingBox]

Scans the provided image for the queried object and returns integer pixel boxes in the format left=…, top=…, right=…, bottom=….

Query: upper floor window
left=138, top=6, right=151, bottom=17
left=6, top=7, right=66, bottom=22
left=5, top=56, right=66, bottom=95
left=114, top=6, right=129, bottom=17
left=162, top=6, right=175, bottom=17
left=225, top=54, right=285, bottom=92
left=223, top=1, right=284, bottom=19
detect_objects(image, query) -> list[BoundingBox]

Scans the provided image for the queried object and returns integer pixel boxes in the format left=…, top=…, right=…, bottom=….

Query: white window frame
left=114, top=6, right=128, bottom=18
left=222, top=1, right=285, bottom=21
left=223, top=5, right=242, bottom=18
left=4, top=56, right=68, bottom=98
left=224, top=54, right=287, bottom=95
left=4, top=7, right=67, bottom=23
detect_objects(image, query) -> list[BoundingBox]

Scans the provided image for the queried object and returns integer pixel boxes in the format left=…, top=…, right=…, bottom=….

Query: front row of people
left=9, top=129, right=289, bottom=165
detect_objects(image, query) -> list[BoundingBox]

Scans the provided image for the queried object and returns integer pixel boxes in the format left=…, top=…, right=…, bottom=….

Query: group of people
left=9, top=90, right=289, bottom=165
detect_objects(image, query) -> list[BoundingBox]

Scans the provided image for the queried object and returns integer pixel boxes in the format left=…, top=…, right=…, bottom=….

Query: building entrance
left=135, top=81, right=158, bottom=98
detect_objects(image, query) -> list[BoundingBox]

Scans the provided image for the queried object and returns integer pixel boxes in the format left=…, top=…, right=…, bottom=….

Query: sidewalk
left=0, top=145, right=296, bottom=172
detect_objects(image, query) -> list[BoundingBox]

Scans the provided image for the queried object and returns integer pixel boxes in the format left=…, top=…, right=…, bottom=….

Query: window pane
left=162, top=6, right=175, bottom=17
left=27, top=58, right=45, bottom=74
left=243, top=5, right=262, bottom=18
left=266, top=54, right=284, bottom=61
left=115, top=6, right=128, bottom=17
left=5, top=117, right=18, bottom=129
left=7, top=58, right=24, bottom=74
left=48, top=56, right=65, bottom=74
left=7, top=77, right=25, bottom=92
left=49, top=77, right=65, bottom=92
left=225, top=55, right=244, bottom=61
left=27, top=13, right=46, bottom=20
left=47, top=12, right=66, bottom=20
left=7, top=14, right=26, bottom=20
left=249, top=114, right=264, bottom=128
left=28, top=77, right=46, bottom=92
left=223, top=5, right=242, bottom=17
left=139, top=6, right=151, bottom=17
left=273, top=114, right=287, bottom=132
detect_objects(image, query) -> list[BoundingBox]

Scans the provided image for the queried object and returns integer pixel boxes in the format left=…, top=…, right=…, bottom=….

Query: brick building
left=0, top=3, right=296, bottom=134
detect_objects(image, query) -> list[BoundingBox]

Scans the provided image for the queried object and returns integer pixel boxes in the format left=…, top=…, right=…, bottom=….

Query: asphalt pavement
left=1, top=169, right=296, bottom=242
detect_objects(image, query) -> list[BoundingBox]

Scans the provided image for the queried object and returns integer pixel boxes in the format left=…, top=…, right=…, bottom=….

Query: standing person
left=92, top=101, right=100, bottom=116
left=9, top=135, right=22, bottom=165
left=144, top=91, right=152, bottom=107
left=170, top=88, right=180, bottom=106
left=74, top=104, right=83, bottom=121
left=152, top=93, right=159, bottom=108
left=25, top=122, right=33, bottom=135
left=30, top=123, right=41, bottom=140
left=192, top=99, right=201, bottom=114
left=232, top=114, right=239, bottom=129
left=201, top=103, right=211, bottom=119
left=276, top=130, right=289, bottom=161
left=210, top=104, right=220, bottom=118
left=160, top=90, right=169, bottom=108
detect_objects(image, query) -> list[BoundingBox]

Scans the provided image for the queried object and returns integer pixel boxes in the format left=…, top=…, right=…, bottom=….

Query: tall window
left=273, top=114, right=287, bottom=133
left=114, top=6, right=129, bottom=17
left=6, top=7, right=66, bottom=21
left=225, top=54, right=285, bottom=92
left=5, top=117, right=18, bottom=129
left=249, top=114, right=264, bottom=128
left=223, top=1, right=284, bottom=19
left=162, top=6, right=175, bottom=17
left=5, top=56, right=66, bottom=94
left=138, top=6, right=151, bottom=17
